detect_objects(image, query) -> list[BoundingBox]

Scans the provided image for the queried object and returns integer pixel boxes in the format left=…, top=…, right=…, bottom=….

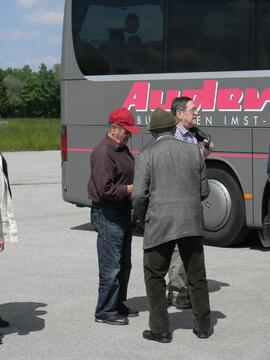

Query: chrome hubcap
left=202, top=179, right=232, bottom=231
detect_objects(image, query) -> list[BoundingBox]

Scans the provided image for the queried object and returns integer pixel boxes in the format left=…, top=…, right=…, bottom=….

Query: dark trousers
left=91, top=206, right=132, bottom=318
left=144, top=237, right=210, bottom=333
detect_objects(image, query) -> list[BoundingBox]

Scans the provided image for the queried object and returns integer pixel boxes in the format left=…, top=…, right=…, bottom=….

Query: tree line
left=0, top=64, right=60, bottom=118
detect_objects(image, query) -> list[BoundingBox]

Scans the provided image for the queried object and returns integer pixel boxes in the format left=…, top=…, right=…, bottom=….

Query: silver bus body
left=61, top=0, right=270, bottom=246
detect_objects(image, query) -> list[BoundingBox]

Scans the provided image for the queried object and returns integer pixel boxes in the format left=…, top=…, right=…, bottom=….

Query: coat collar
left=156, top=133, right=176, bottom=142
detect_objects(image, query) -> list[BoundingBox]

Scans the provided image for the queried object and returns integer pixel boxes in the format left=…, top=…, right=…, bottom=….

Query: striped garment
left=175, top=123, right=198, bottom=144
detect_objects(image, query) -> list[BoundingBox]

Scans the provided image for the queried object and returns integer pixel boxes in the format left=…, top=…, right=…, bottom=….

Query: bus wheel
left=203, top=167, right=248, bottom=246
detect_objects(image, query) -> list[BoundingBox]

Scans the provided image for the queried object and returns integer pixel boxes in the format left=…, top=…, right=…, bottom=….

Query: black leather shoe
left=175, top=301, right=192, bottom=310
left=118, top=304, right=139, bottom=317
left=193, top=328, right=212, bottom=339
left=95, top=315, right=129, bottom=325
left=142, top=330, right=172, bottom=343
left=0, top=318, right=9, bottom=328
left=167, top=298, right=192, bottom=310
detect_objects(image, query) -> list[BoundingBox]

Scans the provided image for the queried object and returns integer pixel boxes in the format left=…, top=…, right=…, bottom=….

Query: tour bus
left=61, top=0, right=270, bottom=247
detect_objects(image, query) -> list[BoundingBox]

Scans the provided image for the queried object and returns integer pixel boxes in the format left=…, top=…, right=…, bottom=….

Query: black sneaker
left=95, top=314, right=129, bottom=325
left=0, top=318, right=9, bottom=328
left=118, top=304, right=139, bottom=317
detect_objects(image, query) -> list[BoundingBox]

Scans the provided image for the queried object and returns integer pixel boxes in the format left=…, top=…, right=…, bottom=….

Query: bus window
left=167, top=0, right=252, bottom=72
left=72, top=0, right=166, bottom=75
left=254, top=0, right=270, bottom=69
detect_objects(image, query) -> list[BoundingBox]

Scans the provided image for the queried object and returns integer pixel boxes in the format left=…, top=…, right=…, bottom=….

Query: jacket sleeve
left=199, top=150, right=210, bottom=201
left=91, top=150, right=129, bottom=202
left=0, top=174, right=4, bottom=239
left=132, top=150, right=151, bottom=223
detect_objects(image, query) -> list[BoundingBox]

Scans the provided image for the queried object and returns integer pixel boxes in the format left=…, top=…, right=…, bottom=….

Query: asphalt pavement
left=0, top=151, right=270, bottom=360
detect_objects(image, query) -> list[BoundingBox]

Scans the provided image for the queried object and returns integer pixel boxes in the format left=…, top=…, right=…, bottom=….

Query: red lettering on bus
left=244, top=88, right=270, bottom=111
left=122, top=81, right=149, bottom=111
left=182, top=80, right=217, bottom=111
left=122, top=80, right=270, bottom=112
left=216, top=89, right=243, bottom=111
left=149, top=90, right=180, bottom=110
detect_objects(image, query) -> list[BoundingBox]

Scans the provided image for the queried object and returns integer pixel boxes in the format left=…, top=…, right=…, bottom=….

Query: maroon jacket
left=87, top=135, right=134, bottom=211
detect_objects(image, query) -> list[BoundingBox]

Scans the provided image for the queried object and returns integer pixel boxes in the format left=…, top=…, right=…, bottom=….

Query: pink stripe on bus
left=252, top=154, right=269, bottom=159
left=68, top=148, right=93, bottom=152
left=210, top=153, right=268, bottom=159
left=68, top=148, right=140, bottom=155
left=67, top=148, right=268, bottom=159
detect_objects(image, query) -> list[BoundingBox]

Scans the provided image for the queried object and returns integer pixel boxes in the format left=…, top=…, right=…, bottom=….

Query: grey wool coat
left=132, top=134, right=209, bottom=249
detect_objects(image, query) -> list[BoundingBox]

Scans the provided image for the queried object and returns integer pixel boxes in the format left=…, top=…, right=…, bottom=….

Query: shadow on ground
left=71, top=222, right=93, bottom=231
left=126, top=296, right=225, bottom=333
left=72, top=222, right=270, bottom=252
left=126, top=278, right=229, bottom=313
left=71, top=222, right=144, bottom=235
left=0, top=302, right=47, bottom=337
left=169, top=309, right=225, bottom=332
left=208, top=279, right=230, bottom=293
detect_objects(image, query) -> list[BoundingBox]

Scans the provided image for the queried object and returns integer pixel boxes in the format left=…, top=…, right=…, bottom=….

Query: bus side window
left=254, top=0, right=270, bottom=69
left=167, top=0, right=251, bottom=73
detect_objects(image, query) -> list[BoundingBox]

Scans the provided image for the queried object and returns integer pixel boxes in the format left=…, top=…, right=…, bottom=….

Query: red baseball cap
left=109, top=108, right=140, bottom=133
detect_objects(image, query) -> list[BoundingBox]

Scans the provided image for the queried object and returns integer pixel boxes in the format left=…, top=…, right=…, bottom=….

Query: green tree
left=50, top=64, right=61, bottom=117
left=19, top=63, right=60, bottom=117
left=4, top=74, right=23, bottom=116
left=53, top=63, right=61, bottom=83
left=0, top=69, right=9, bottom=117
left=1, top=63, right=60, bottom=118
left=20, top=71, right=43, bottom=117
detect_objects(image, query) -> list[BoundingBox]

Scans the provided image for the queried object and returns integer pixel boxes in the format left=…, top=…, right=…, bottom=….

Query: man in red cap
left=88, top=108, right=140, bottom=325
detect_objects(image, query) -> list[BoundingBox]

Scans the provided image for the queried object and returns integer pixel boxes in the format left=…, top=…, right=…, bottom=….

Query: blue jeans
left=91, top=206, right=132, bottom=318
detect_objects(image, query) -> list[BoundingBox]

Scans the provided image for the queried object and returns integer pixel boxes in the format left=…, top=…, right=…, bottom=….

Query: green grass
left=0, top=118, right=60, bottom=151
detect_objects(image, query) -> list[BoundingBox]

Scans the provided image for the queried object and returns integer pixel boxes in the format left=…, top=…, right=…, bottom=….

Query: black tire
left=203, top=167, right=248, bottom=246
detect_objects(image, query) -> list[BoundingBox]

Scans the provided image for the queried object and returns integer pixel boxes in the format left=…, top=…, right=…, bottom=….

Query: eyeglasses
left=176, top=107, right=197, bottom=115
left=184, top=107, right=197, bottom=114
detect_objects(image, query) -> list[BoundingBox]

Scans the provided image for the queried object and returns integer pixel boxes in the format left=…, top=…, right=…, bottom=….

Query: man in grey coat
left=132, top=108, right=211, bottom=343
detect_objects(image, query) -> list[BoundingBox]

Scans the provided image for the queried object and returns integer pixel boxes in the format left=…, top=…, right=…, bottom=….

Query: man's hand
left=0, top=238, right=4, bottom=252
left=203, top=140, right=214, bottom=158
left=127, top=184, right=133, bottom=194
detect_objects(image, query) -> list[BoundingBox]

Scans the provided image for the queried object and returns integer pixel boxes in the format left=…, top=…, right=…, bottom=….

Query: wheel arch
left=205, top=158, right=245, bottom=199
left=203, top=158, right=249, bottom=246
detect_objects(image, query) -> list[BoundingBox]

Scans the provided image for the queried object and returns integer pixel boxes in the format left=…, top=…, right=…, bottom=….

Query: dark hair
left=125, top=13, right=140, bottom=33
left=171, top=96, right=192, bottom=116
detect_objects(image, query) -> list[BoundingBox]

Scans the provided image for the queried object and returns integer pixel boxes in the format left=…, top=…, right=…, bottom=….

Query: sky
left=0, top=0, right=64, bottom=71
